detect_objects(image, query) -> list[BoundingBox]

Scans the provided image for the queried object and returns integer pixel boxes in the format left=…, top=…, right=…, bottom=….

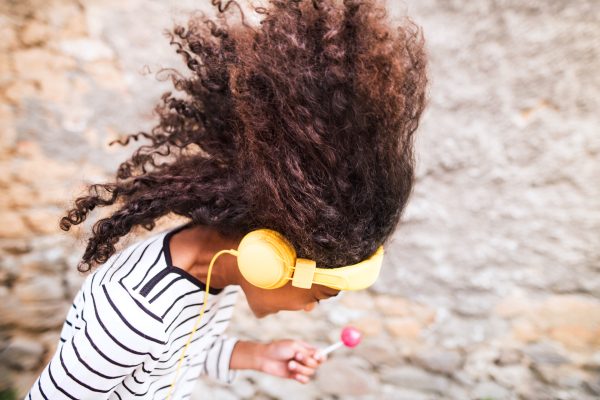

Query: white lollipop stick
left=321, top=341, right=344, bottom=355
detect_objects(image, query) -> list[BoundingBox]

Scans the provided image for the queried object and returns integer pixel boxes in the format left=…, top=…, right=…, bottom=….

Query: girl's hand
left=259, top=339, right=327, bottom=384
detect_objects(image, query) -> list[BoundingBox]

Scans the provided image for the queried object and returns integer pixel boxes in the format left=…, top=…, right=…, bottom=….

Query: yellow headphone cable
left=166, top=249, right=238, bottom=400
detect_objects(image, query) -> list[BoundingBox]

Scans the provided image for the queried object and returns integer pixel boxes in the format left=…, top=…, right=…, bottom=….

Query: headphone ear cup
left=237, top=230, right=296, bottom=289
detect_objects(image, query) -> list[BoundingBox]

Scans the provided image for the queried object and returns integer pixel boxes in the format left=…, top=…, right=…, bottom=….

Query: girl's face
left=239, top=279, right=340, bottom=318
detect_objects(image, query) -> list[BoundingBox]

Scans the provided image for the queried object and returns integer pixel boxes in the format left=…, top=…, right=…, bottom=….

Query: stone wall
left=0, top=0, right=598, bottom=399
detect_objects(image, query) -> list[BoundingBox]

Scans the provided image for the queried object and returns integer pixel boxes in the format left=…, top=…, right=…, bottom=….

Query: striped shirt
left=27, top=226, right=240, bottom=400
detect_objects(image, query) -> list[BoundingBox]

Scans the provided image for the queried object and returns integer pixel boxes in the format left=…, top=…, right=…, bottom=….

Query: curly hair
left=61, top=0, right=429, bottom=272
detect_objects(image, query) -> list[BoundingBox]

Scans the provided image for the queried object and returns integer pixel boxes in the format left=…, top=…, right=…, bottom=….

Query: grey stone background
left=0, top=0, right=599, bottom=399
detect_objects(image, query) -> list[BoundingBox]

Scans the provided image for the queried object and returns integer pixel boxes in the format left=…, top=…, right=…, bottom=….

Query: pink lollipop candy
left=321, top=327, right=362, bottom=355
left=341, top=327, right=361, bottom=347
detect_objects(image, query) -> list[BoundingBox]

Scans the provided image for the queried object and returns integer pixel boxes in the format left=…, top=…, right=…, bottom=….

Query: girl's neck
left=169, top=224, right=243, bottom=289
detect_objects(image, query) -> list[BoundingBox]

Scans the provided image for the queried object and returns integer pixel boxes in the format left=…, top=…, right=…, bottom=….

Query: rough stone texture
left=471, top=381, right=510, bottom=400
left=412, top=350, right=463, bottom=374
left=315, top=358, right=379, bottom=396
left=0, top=0, right=599, bottom=399
left=0, top=337, right=44, bottom=370
left=381, top=366, right=450, bottom=395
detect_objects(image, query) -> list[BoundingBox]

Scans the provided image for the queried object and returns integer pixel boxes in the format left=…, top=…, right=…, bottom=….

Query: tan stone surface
left=0, top=212, right=30, bottom=238
left=375, top=294, right=410, bottom=316
left=351, top=317, right=383, bottom=338
left=21, top=21, right=50, bottom=47
left=0, top=26, right=18, bottom=52
left=550, top=325, right=596, bottom=349
left=23, top=208, right=61, bottom=235
left=511, top=319, right=542, bottom=343
left=386, top=317, right=422, bottom=339
left=340, top=290, right=376, bottom=311
left=4, top=81, right=38, bottom=104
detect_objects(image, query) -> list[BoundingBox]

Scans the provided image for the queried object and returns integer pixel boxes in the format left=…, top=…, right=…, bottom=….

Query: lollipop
left=321, top=327, right=362, bottom=355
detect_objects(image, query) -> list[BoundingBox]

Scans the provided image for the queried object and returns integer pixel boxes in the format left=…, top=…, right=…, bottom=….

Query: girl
left=27, top=0, right=428, bottom=398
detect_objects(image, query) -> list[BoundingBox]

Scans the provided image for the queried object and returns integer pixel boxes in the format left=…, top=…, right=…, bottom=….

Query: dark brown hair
left=61, top=0, right=429, bottom=272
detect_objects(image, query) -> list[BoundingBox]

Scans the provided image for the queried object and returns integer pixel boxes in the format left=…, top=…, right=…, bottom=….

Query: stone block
left=354, top=340, right=400, bottom=367
left=256, top=373, right=320, bottom=400
left=409, top=304, right=436, bottom=325
left=463, top=347, right=500, bottom=381
left=0, top=256, right=20, bottom=283
left=583, top=351, right=600, bottom=370
left=60, top=38, right=115, bottom=62
left=380, top=385, right=431, bottom=400
left=340, top=290, right=376, bottom=311
left=6, top=183, right=38, bottom=208
left=490, top=364, right=532, bottom=388
left=84, top=60, right=127, bottom=92
left=584, top=375, right=600, bottom=396
left=375, top=295, right=410, bottom=317
left=550, top=325, right=596, bottom=349
left=19, top=301, right=71, bottom=330
left=412, top=350, right=463, bottom=374
left=190, top=386, right=238, bottom=400
left=230, top=378, right=256, bottom=399
left=541, top=296, right=600, bottom=329
left=351, top=317, right=383, bottom=338
left=381, top=366, right=449, bottom=395
left=39, top=73, right=70, bottom=102
left=0, top=212, right=30, bottom=238
left=495, top=291, right=533, bottom=318
left=0, top=287, right=69, bottom=330
left=471, top=381, right=510, bottom=400
left=0, top=26, right=18, bottom=52
left=386, top=318, right=421, bottom=339
left=326, top=305, right=364, bottom=327
left=14, top=275, right=65, bottom=302
left=516, top=381, right=558, bottom=400
left=19, top=248, right=67, bottom=277
left=12, top=49, right=76, bottom=82
left=4, top=81, right=38, bottom=104
left=557, top=369, right=586, bottom=390
left=511, top=319, right=542, bottom=343
left=496, top=348, right=522, bottom=365
left=525, top=343, right=570, bottom=365
left=0, top=103, right=16, bottom=149
left=21, top=21, right=50, bottom=47
left=447, top=383, right=470, bottom=400
left=0, top=337, right=44, bottom=370
left=57, top=10, right=88, bottom=40
left=315, top=358, right=378, bottom=396
left=22, top=208, right=62, bottom=235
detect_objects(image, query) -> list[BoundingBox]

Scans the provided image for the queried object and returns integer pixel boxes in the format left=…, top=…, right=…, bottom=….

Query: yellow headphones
left=234, top=229, right=384, bottom=291
left=166, top=229, right=383, bottom=399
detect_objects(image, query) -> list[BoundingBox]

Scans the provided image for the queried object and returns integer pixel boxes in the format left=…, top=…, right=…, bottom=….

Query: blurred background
left=0, top=0, right=599, bottom=399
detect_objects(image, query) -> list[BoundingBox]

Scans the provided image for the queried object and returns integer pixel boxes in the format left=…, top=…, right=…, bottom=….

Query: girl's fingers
left=313, top=351, right=327, bottom=363
left=291, top=341, right=316, bottom=356
left=294, top=352, right=319, bottom=368
left=288, top=360, right=316, bottom=377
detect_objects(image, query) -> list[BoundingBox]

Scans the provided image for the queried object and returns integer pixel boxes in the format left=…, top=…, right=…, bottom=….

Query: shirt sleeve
left=26, top=280, right=166, bottom=400
left=201, top=335, right=239, bottom=384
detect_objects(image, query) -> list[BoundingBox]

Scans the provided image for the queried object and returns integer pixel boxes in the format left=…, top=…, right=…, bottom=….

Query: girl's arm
left=27, top=281, right=166, bottom=399
left=230, top=340, right=327, bottom=384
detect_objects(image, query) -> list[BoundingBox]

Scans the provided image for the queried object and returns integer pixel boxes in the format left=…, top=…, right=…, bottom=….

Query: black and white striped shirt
left=27, top=226, right=240, bottom=400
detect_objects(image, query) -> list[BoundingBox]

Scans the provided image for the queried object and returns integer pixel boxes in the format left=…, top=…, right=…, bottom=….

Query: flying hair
left=60, top=0, right=429, bottom=272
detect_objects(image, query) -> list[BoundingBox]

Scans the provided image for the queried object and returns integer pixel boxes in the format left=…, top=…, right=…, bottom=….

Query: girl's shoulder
left=92, top=227, right=175, bottom=288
